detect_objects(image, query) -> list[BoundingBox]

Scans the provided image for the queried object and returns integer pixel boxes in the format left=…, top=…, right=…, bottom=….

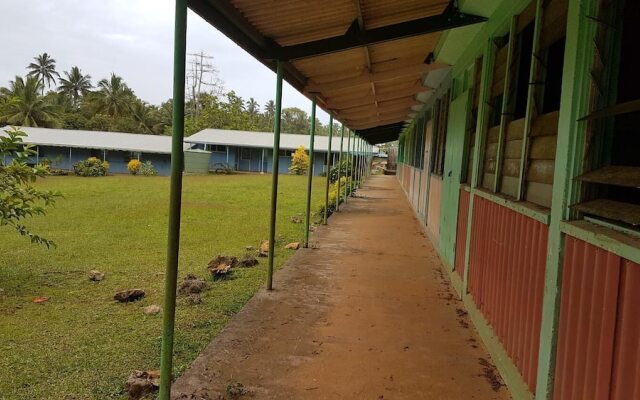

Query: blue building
left=185, top=129, right=347, bottom=176
left=1, top=127, right=175, bottom=175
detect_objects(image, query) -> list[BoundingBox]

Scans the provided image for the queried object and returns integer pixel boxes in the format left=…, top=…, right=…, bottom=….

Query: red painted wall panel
left=467, top=196, right=548, bottom=393
left=454, top=188, right=470, bottom=279
left=554, top=237, right=640, bottom=400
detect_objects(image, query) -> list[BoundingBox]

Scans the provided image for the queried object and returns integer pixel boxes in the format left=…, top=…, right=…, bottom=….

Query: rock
left=186, top=293, right=202, bottom=305
left=89, top=270, right=105, bottom=282
left=114, top=289, right=145, bottom=303
left=290, top=216, right=302, bottom=224
left=207, top=256, right=238, bottom=280
left=143, top=305, right=162, bottom=315
left=285, top=242, right=300, bottom=250
left=124, top=370, right=160, bottom=400
left=259, top=240, right=269, bottom=257
left=245, top=246, right=255, bottom=251
left=179, top=274, right=207, bottom=294
left=238, top=254, right=259, bottom=267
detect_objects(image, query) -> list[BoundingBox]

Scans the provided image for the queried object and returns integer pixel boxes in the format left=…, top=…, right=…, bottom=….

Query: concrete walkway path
left=172, top=175, right=511, bottom=400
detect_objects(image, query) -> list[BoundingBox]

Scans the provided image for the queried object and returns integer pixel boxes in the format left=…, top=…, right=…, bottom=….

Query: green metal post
left=355, top=136, right=360, bottom=188
left=336, top=124, right=345, bottom=211
left=303, top=99, right=316, bottom=248
left=345, top=129, right=351, bottom=201
left=159, top=0, right=187, bottom=398
left=267, top=61, right=284, bottom=290
left=323, top=115, right=333, bottom=224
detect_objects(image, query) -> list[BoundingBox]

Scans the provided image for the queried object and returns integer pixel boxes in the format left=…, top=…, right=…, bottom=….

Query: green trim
left=323, top=115, right=333, bottom=225
left=464, top=295, right=535, bottom=400
left=535, top=0, right=598, bottom=397
left=472, top=188, right=550, bottom=225
left=449, top=268, right=463, bottom=299
left=560, top=220, right=640, bottom=269
left=303, top=99, right=316, bottom=248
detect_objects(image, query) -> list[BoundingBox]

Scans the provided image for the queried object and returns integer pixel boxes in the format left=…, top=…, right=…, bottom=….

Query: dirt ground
left=172, top=175, right=511, bottom=400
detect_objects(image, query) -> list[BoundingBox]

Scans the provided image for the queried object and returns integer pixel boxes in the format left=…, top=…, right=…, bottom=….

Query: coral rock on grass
left=290, top=215, right=302, bottom=224
left=207, top=256, right=238, bottom=280
left=186, top=293, right=202, bottom=305
left=238, top=254, right=259, bottom=267
left=114, top=289, right=146, bottom=303
left=258, top=240, right=269, bottom=257
left=124, top=370, right=160, bottom=400
left=143, top=305, right=162, bottom=315
left=284, top=242, right=300, bottom=250
left=89, top=270, right=105, bottom=282
left=178, top=274, right=207, bottom=294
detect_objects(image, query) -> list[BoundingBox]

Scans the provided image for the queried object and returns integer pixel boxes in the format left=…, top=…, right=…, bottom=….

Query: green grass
left=0, top=174, right=325, bottom=399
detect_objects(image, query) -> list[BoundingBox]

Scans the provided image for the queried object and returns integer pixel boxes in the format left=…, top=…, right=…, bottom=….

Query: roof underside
left=188, top=0, right=485, bottom=144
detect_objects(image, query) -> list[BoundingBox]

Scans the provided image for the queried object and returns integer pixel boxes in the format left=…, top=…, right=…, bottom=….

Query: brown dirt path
left=172, top=175, right=511, bottom=400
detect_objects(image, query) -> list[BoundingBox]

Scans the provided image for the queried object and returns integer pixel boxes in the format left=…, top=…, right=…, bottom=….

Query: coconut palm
left=26, top=53, right=60, bottom=95
left=246, top=97, right=259, bottom=116
left=92, top=73, right=134, bottom=117
left=0, top=76, right=60, bottom=127
left=58, top=67, right=92, bottom=107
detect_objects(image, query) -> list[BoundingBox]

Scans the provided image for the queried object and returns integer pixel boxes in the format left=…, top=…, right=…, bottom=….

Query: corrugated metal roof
left=0, top=126, right=182, bottom=154
left=186, top=128, right=377, bottom=153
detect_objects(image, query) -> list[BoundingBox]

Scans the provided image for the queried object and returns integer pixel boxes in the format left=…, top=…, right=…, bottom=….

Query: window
left=573, top=0, right=640, bottom=231
left=431, top=91, right=450, bottom=176
left=206, top=144, right=226, bottom=153
left=240, top=148, right=252, bottom=160
left=462, top=56, right=484, bottom=183
left=90, top=149, right=102, bottom=159
left=479, top=0, right=568, bottom=208
left=278, top=149, right=291, bottom=157
left=124, top=152, right=140, bottom=163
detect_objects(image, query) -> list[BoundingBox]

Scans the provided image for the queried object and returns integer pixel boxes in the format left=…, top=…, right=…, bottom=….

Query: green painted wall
left=438, top=90, right=471, bottom=267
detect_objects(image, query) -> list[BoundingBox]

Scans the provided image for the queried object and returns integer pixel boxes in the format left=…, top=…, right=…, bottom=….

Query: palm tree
left=93, top=73, right=134, bottom=117
left=27, top=53, right=60, bottom=95
left=246, top=97, right=259, bottom=117
left=58, top=67, right=92, bottom=107
left=0, top=76, right=60, bottom=127
left=264, top=99, right=275, bottom=127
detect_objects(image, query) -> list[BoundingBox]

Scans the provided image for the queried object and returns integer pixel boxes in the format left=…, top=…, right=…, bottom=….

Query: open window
left=240, top=148, right=252, bottom=160
left=431, top=90, right=450, bottom=177
left=206, top=144, right=226, bottom=153
left=573, top=0, right=640, bottom=232
left=462, top=56, right=483, bottom=184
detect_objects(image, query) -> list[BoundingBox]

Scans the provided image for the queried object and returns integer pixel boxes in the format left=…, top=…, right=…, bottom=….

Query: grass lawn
left=0, top=173, right=325, bottom=399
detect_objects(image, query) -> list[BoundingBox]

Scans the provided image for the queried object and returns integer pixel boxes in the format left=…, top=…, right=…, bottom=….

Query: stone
left=238, top=254, right=259, bottom=267
left=284, top=242, right=300, bottom=250
left=178, top=274, right=207, bottom=294
left=207, top=256, right=238, bottom=280
left=245, top=246, right=255, bottom=251
left=124, top=370, right=160, bottom=400
left=186, top=293, right=202, bottom=305
left=258, top=240, right=269, bottom=257
left=143, top=305, right=162, bottom=315
left=89, top=270, right=105, bottom=282
left=290, top=215, right=302, bottom=224
left=114, top=289, right=145, bottom=303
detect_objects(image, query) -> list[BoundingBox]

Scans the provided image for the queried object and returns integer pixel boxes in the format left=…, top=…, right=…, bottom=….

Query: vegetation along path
left=0, top=174, right=324, bottom=399
left=172, top=175, right=512, bottom=399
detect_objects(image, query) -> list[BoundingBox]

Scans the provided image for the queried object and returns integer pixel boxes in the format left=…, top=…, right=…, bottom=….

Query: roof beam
left=351, top=116, right=409, bottom=130
left=277, top=4, right=487, bottom=60
left=325, top=83, right=427, bottom=109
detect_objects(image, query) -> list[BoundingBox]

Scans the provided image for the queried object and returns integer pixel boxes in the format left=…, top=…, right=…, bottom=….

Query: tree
left=0, top=76, right=60, bottom=127
left=289, top=145, right=309, bottom=175
left=264, top=100, right=275, bottom=127
left=92, top=73, right=134, bottom=117
left=26, top=53, right=60, bottom=95
left=282, top=107, right=309, bottom=134
left=58, top=67, right=92, bottom=108
left=0, top=127, right=60, bottom=248
left=246, top=98, right=259, bottom=117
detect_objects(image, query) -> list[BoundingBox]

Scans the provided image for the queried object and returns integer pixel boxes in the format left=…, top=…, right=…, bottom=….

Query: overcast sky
left=0, top=0, right=330, bottom=122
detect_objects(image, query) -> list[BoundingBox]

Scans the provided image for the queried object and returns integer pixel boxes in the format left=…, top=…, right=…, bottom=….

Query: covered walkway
left=172, top=175, right=510, bottom=399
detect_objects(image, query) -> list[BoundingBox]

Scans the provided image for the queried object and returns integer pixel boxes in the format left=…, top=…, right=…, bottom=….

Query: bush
left=73, top=157, right=109, bottom=177
left=288, top=145, right=309, bottom=175
left=140, top=161, right=157, bottom=176
left=328, top=160, right=352, bottom=183
left=127, top=159, right=141, bottom=175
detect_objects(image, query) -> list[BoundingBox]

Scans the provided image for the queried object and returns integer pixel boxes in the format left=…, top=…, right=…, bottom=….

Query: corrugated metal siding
left=454, top=188, right=470, bottom=279
left=427, top=176, right=442, bottom=241
left=467, top=196, right=547, bottom=392
left=554, top=237, right=640, bottom=400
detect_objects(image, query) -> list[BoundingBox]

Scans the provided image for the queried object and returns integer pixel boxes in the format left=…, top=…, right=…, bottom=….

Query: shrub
left=140, top=161, right=157, bottom=176
left=73, top=157, right=109, bottom=177
left=288, top=145, right=309, bottom=175
left=127, top=159, right=141, bottom=175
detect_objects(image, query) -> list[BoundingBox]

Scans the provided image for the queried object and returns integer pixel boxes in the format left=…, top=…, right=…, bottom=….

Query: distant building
left=185, top=129, right=345, bottom=176
left=1, top=127, right=176, bottom=175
